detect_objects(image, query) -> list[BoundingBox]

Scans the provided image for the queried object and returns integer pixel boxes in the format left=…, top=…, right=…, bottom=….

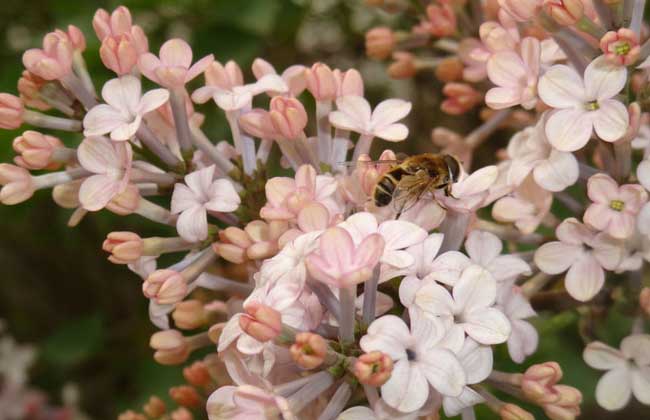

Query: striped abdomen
left=373, top=166, right=407, bottom=207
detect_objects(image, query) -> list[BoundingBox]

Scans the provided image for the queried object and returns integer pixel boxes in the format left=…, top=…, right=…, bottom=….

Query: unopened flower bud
left=183, top=361, right=212, bottom=387
left=100, top=35, right=139, bottom=75
left=543, top=0, right=584, bottom=26
left=239, top=109, right=277, bottom=139
left=143, top=396, right=166, bottom=418
left=0, top=93, right=24, bottom=129
left=18, top=71, right=50, bottom=111
left=269, top=96, right=308, bottom=140
left=334, top=69, right=364, bottom=97
left=500, top=403, right=535, bottom=420
left=13, top=131, right=64, bottom=170
left=435, top=57, right=463, bottom=82
left=173, top=299, right=207, bottom=330
left=143, top=270, right=188, bottom=305
left=640, top=287, right=650, bottom=316
left=353, top=351, right=394, bottom=386
left=103, top=231, right=143, bottom=264
left=441, top=83, right=482, bottom=115
left=425, top=2, right=457, bottom=37
left=0, top=163, right=34, bottom=205
left=106, top=184, right=140, bottom=215
left=388, top=52, right=417, bottom=79
left=170, top=407, right=193, bottom=420
left=305, top=63, right=338, bottom=101
left=600, top=28, right=640, bottom=66
left=52, top=180, right=82, bottom=208
left=150, top=330, right=190, bottom=365
left=522, top=362, right=563, bottom=403
left=118, top=410, right=147, bottom=420
left=290, top=332, right=328, bottom=369
left=22, top=32, right=74, bottom=80
left=365, top=27, right=395, bottom=60
left=239, top=302, right=282, bottom=342
left=498, top=0, right=542, bottom=22
left=542, top=385, right=582, bottom=420
left=169, top=385, right=201, bottom=408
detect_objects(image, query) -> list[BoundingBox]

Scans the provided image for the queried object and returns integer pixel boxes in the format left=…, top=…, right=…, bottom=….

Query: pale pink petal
left=378, top=220, right=428, bottom=252
left=77, top=136, right=120, bottom=174
left=206, top=179, right=240, bottom=212
left=583, top=341, right=626, bottom=370
left=596, top=367, right=632, bottom=410
left=176, top=204, right=208, bottom=242
left=545, top=108, right=593, bottom=152
left=371, top=99, right=412, bottom=127
left=83, top=104, right=129, bottom=138
left=426, top=251, right=471, bottom=286
left=618, top=185, right=648, bottom=212
left=465, top=230, right=502, bottom=266
left=318, top=227, right=355, bottom=271
left=607, top=213, right=636, bottom=239
left=458, top=339, right=493, bottom=383
left=620, top=334, right=650, bottom=365
left=360, top=315, right=409, bottom=359
left=297, top=203, right=330, bottom=232
left=186, top=165, right=215, bottom=196
left=159, top=38, right=192, bottom=68
left=584, top=55, right=628, bottom=100
left=508, top=320, right=538, bottom=363
left=411, top=281, right=455, bottom=317
left=295, top=164, right=317, bottom=192
left=419, top=348, right=466, bottom=397
left=110, top=116, right=141, bottom=141
left=337, top=407, right=377, bottom=420
left=453, top=166, right=498, bottom=197
left=487, top=255, right=531, bottom=281
left=637, top=160, right=650, bottom=190
left=486, top=87, right=521, bottom=109
left=538, top=64, right=586, bottom=107
left=493, top=197, right=535, bottom=222
left=137, top=53, right=162, bottom=83
left=520, top=37, right=540, bottom=77
left=487, top=51, right=526, bottom=88
left=638, top=203, right=650, bottom=235
left=137, top=88, right=170, bottom=114
left=334, top=95, right=371, bottom=128
left=398, top=276, right=421, bottom=308
left=443, top=387, right=484, bottom=417
left=453, top=265, right=496, bottom=310
left=564, top=253, right=604, bottom=301
left=372, top=123, right=409, bottom=142
left=584, top=203, right=614, bottom=232
left=264, top=177, right=294, bottom=206
left=463, top=307, right=511, bottom=345
left=533, top=149, right=579, bottom=192
left=186, top=54, right=215, bottom=82
left=102, top=75, right=141, bottom=112
left=171, top=184, right=199, bottom=213
left=591, top=233, right=624, bottom=270
left=632, top=368, right=650, bottom=405
left=191, top=86, right=219, bottom=104
left=328, top=110, right=364, bottom=132
left=355, top=234, right=385, bottom=269
left=593, top=99, right=629, bottom=142
left=534, top=242, right=582, bottom=274
left=381, top=359, right=428, bottom=412
left=340, top=212, right=379, bottom=243
left=555, top=218, right=593, bottom=245
left=79, top=174, right=121, bottom=211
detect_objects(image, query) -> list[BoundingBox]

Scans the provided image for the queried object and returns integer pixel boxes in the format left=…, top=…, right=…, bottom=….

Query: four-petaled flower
left=329, top=96, right=412, bottom=142
left=138, top=38, right=214, bottom=88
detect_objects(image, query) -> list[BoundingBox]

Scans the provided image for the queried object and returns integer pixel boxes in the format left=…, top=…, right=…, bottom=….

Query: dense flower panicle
left=3, top=1, right=650, bottom=418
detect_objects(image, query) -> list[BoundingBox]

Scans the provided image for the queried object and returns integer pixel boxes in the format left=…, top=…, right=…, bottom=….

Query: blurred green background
left=0, top=0, right=646, bottom=418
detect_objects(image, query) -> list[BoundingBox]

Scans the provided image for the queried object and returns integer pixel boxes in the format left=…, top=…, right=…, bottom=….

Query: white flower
left=583, top=335, right=650, bottom=410
left=400, top=264, right=512, bottom=345
left=464, top=230, right=532, bottom=283
left=496, top=284, right=538, bottom=363
left=538, top=55, right=628, bottom=151
left=83, top=75, right=169, bottom=141
left=329, top=96, right=412, bottom=142
left=170, top=165, right=240, bottom=242
left=360, top=314, right=466, bottom=412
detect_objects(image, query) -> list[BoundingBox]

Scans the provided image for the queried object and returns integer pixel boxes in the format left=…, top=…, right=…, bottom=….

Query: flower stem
left=362, top=267, right=380, bottom=325
left=630, top=0, right=646, bottom=41
left=339, top=285, right=357, bottom=344
left=135, top=198, right=177, bottom=225
left=169, top=88, right=194, bottom=158
left=32, top=167, right=90, bottom=189
left=189, top=125, right=238, bottom=178
left=522, top=272, right=553, bottom=298
left=331, top=129, right=350, bottom=172
left=226, top=110, right=256, bottom=175
left=309, top=280, right=341, bottom=321
left=575, top=15, right=606, bottom=39
left=130, top=168, right=177, bottom=186
left=60, top=72, right=97, bottom=110
left=181, top=247, right=217, bottom=284
left=23, top=110, right=81, bottom=132
left=592, top=0, right=614, bottom=29
left=439, top=210, right=471, bottom=253
left=195, top=273, right=253, bottom=296
left=317, top=382, right=351, bottom=420
left=352, top=134, right=374, bottom=162
left=136, top=124, right=185, bottom=172
left=72, top=51, right=96, bottom=98
left=143, top=236, right=195, bottom=256
left=288, top=371, right=335, bottom=413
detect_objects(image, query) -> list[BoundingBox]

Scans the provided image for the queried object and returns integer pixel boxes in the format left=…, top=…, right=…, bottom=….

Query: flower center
left=406, top=348, right=417, bottom=361
left=586, top=101, right=600, bottom=111
left=610, top=199, right=625, bottom=211
left=614, top=42, right=631, bottom=56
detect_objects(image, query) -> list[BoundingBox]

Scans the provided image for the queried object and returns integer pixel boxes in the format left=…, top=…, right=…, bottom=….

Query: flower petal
left=79, top=174, right=121, bottom=211
left=583, top=341, right=626, bottom=370
left=584, top=55, right=628, bottom=101
left=463, top=307, right=511, bottom=345
left=419, top=348, right=466, bottom=397
left=564, top=253, right=604, bottom=302
left=83, top=104, right=129, bottom=138
left=593, top=99, right=629, bottom=142
left=371, top=99, right=411, bottom=127
left=453, top=265, right=497, bottom=311
left=545, top=108, right=593, bottom=152
left=102, top=75, right=141, bottom=112
left=381, top=359, right=429, bottom=412
left=595, top=367, right=632, bottom=411
left=465, top=230, right=502, bottom=266
left=538, top=64, right=586, bottom=107
left=176, top=205, right=208, bottom=242
left=533, top=149, right=579, bottom=192
left=137, top=88, right=170, bottom=114
left=534, top=241, right=581, bottom=274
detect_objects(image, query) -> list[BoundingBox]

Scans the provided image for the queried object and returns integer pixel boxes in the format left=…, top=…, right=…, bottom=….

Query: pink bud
left=205, top=60, right=244, bottom=90
left=0, top=163, right=34, bottom=205
left=543, top=0, right=584, bottom=26
left=354, top=351, right=393, bottom=386
left=170, top=408, right=193, bottom=420
left=388, top=52, right=417, bottom=79
left=239, top=302, right=282, bottom=342
left=290, top=332, right=328, bottom=369
left=99, top=35, right=139, bottom=75
left=143, top=396, right=166, bottom=418
left=0, top=93, right=24, bottom=129
left=441, top=83, right=482, bottom=115
left=365, top=27, right=396, bottom=60
left=334, top=69, right=364, bottom=97
left=212, top=242, right=247, bottom=264
left=426, top=1, right=457, bottom=37
left=305, top=63, right=338, bottom=101
left=498, top=0, right=542, bottom=22
left=600, top=28, right=640, bottom=66
left=269, top=97, right=308, bottom=140
left=106, top=184, right=140, bottom=215
left=500, top=403, right=535, bottom=420
left=522, top=362, right=564, bottom=404
left=239, top=109, right=278, bottom=139
left=65, top=25, right=86, bottom=51
left=169, top=385, right=201, bottom=408
left=143, top=269, right=188, bottom=305
left=103, top=231, right=144, bottom=264
left=173, top=300, right=207, bottom=330
left=150, top=329, right=190, bottom=365
left=17, top=71, right=50, bottom=111
left=93, top=6, right=133, bottom=40
left=22, top=32, right=74, bottom=80
left=13, top=130, right=63, bottom=170
left=183, top=361, right=212, bottom=387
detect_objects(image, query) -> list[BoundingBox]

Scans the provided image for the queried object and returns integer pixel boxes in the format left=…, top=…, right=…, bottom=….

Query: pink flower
left=497, top=285, right=538, bottom=363
left=268, top=96, right=307, bottom=140
left=584, top=174, right=648, bottom=239
left=83, top=76, right=169, bottom=141
left=498, top=0, right=543, bottom=21
left=260, top=165, right=341, bottom=222
left=493, top=175, right=553, bottom=234
left=252, top=58, right=306, bottom=97
left=143, top=269, right=187, bottom=305
left=400, top=264, right=512, bottom=345
left=207, top=385, right=295, bottom=420
left=436, top=165, right=499, bottom=212
left=505, top=114, right=579, bottom=192
left=486, top=37, right=540, bottom=110
left=538, top=55, right=629, bottom=151
left=329, top=96, right=412, bottom=142
left=0, top=164, right=34, bottom=205
left=543, top=0, right=584, bottom=26
left=305, top=226, right=384, bottom=288
left=425, top=1, right=457, bottom=37
left=600, top=29, right=640, bottom=67
left=441, top=83, right=482, bottom=115
left=94, top=7, right=149, bottom=75
left=360, top=314, right=466, bottom=411
left=170, top=165, right=240, bottom=242
left=138, top=38, right=214, bottom=88
left=583, top=335, right=650, bottom=411
left=333, top=68, right=364, bottom=97
left=464, top=230, right=532, bottom=282
left=305, top=62, right=338, bottom=101
left=534, top=218, right=624, bottom=301
left=77, top=136, right=132, bottom=211
left=100, top=35, right=144, bottom=75
left=0, top=93, right=24, bottom=130
left=22, top=32, right=73, bottom=80
left=12, top=130, right=64, bottom=170
left=93, top=6, right=140, bottom=40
